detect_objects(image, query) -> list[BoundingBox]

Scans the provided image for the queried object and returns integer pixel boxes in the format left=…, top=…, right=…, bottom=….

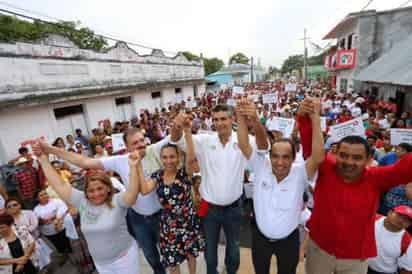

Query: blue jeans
left=126, top=209, right=166, bottom=274
left=203, top=203, right=241, bottom=274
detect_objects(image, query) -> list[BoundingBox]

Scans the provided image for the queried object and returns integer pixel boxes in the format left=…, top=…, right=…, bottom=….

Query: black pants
left=46, top=229, right=72, bottom=254
left=251, top=223, right=299, bottom=274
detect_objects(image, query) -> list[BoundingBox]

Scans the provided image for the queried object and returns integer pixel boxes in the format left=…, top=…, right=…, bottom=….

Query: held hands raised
left=236, top=98, right=258, bottom=121
left=128, top=150, right=142, bottom=167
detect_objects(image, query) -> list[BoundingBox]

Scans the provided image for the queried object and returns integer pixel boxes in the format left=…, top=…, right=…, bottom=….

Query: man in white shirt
left=173, top=104, right=267, bottom=274
left=236, top=98, right=324, bottom=274
left=39, top=128, right=182, bottom=274
left=368, top=206, right=412, bottom=274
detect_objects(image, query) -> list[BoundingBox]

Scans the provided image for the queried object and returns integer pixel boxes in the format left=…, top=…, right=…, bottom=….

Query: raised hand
left=32, top=141, right=44, bottom=158
left=182, top=115, right=192, bottom=132
left=174, top=112, right=186, bottom=130
left=128, top=151, right=142, bottom=167
left=310, top=98, right=322, bottom=119
left=297, top=98, right=315, bottom=116
left=237, top=98, right=258, bottom=121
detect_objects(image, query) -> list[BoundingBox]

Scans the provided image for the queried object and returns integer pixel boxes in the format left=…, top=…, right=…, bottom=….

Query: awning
left=355, top=34, right=412, bottom=86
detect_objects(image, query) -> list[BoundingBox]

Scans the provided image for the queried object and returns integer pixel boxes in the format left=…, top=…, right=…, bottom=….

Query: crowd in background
left=0, top=79, right=411, bottom=274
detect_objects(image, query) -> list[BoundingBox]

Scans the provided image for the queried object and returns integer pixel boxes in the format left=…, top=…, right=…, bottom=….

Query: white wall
left=0, top=106, right=55, bottom=163
left=85, top=96, right=117, bottom=129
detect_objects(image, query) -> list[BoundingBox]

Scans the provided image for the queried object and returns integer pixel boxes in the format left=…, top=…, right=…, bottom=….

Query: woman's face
left=6, top=200, right=21, bottom=216
left=160, top=147, right=179, bottom=171
left=86, top=180, right=110, bottom=206
left=0, top=224, right=11, bottom=237
left=38, top=191, right=49, bottom=205
left=56, top=139, right=65, bottom=148
left=95, top=145, right=104, bottom=154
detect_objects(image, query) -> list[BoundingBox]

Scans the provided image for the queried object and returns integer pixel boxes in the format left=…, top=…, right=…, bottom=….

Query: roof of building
left=355, top=34, right=412, bottom=86
left=323, top=6, right=412, bottom=40
left=207, top=63, right=264, bottom=76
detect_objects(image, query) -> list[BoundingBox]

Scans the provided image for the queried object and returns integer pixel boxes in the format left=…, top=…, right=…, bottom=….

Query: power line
left=0, top=4, right=179, bottom=55
left=361, top=0, right=375, bottom=11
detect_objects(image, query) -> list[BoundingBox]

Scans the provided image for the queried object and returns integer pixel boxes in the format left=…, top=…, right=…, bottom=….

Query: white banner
left=227, top=98, right=236, bottom=107
left=321, top=117, right=327, bottom=132
left=232, top=86, right=244, bottom=95
left=187, top=100, right=197, bottom=109
left=267, top=117, right=295, bottom=138
left=285, top=83, right=297, bottom=92
left=175, top=94, right=183, bottom=103
left=112, top=133, right=126, bottom=152
left=262, top=93, right=278, bottom=104
left=329, top=117, right=365, bottom=142
left=390, top=128, right=412, bottom=145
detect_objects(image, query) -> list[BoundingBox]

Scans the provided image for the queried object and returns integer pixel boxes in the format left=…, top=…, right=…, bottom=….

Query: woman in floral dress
left=139, top=116, right=204, bottom=274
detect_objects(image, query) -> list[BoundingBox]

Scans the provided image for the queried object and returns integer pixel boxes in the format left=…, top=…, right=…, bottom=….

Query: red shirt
left=298, top=115, right=412, bottom=259
left=15, top=166, right=38, bottom=199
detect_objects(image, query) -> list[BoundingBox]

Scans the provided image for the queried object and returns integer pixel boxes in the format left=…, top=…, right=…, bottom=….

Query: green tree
left=308, top=51, right=327, bottom=66
left=182, top=51, right=201, bottom=62
left=281, top=54, right=304, bottom=74
left=229, top=52, right=249, bottom=65
left=0, top=15, right=107, bottom=51
left=204, top=57, right=224, bottom=75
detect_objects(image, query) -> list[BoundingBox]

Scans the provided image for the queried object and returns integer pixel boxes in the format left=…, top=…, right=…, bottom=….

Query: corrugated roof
left=355, top=34, right=412, bottom=86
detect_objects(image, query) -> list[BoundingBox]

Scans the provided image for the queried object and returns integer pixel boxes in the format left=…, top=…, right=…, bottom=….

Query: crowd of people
left=0, top=80, right=411, bottom=274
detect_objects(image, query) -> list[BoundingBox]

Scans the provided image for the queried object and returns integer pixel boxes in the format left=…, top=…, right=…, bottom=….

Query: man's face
left=367, top=138, right=376, bottom=148
left=270, top=142, right=294, bottom=180
left=387, top=211, right=412, bottom=230
left=212, top=111, right=232, bottom=136
left=126, top=132, right=146, bottom=157
left=336, top=142, right=370, bottom=182
left=395, top=146, right=408, bottom=159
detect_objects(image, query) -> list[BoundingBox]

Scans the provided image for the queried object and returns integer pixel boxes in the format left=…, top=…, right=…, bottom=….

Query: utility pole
left=303, top=28, right=308, bottom=83
left=250, top=56, right=254, bottom=83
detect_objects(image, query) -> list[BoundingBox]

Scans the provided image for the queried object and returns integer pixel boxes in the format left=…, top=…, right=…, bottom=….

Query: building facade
left=0, top=35, right=205, bottom=163
left=323, top=6, right=412, bottom=98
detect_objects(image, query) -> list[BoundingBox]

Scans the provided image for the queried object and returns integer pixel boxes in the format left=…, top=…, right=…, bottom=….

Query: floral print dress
left=152, top=168, right=204, bottom=267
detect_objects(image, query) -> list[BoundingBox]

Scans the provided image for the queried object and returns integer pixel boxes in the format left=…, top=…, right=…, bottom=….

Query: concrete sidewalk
left=140, top=245, right=306, bottom=274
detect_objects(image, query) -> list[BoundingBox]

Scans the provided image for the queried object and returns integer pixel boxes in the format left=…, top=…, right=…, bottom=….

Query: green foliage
left=229, top=52, right=249, bottom=65
left=308, top=51, right=327, bottom=66
left=182, top=51, right=201, bottom=62
left=182, top=51, right=224, bottom=75
left=281, top=54, right=304, bottom=74
left=204, top=57, right=224, bottom=75
left=0, top=15, right=107, bottom=51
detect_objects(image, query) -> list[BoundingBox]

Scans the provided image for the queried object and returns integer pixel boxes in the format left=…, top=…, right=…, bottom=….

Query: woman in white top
left=34, top=143, right=142, bottom=274
left=33, top=190, right=73, bottom=256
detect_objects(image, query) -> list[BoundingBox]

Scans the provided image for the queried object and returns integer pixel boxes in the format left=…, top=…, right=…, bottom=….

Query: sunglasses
left=6, top=203, right=19, bottom=208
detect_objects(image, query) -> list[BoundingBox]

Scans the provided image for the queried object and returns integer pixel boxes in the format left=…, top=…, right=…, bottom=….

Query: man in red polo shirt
left=297, top=99, right=412, bottom=274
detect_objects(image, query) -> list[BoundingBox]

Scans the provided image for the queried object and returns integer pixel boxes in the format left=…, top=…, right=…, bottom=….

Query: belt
left=208, top=198, right=240, bottom=210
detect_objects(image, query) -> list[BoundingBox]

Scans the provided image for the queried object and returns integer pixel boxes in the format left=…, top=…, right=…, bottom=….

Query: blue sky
left=1, top=0, right=410, bottom=67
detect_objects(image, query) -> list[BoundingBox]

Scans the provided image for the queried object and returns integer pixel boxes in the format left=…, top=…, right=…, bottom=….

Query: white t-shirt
left=248, top=150, right=308, bottom=239
left=368, top=217, right=412, bottom=273
left=34, top=198, right=68, bottom=236
left=100, top=136, right=170, bottom=215
left=70, top=189, right=134, bottom=265
left=101, top=155, right=161, bottom=215
left=111, top=177, right=126, bottom=192
left=179, top=132, right=256, bottom=205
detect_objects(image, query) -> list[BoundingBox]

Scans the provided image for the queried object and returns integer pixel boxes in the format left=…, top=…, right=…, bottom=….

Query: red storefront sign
left=324, top=49, right=357, bottom=70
